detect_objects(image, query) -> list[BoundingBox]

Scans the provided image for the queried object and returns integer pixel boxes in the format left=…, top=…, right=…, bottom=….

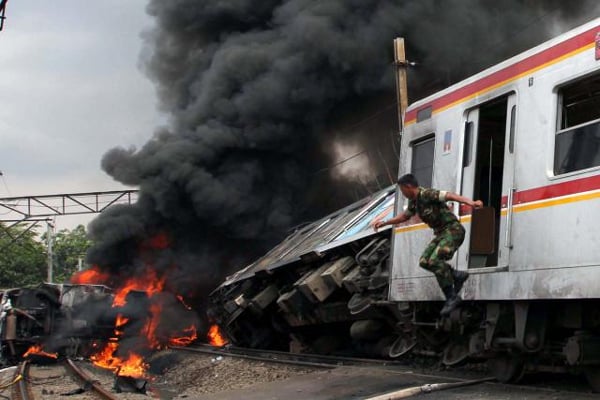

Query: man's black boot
left=440, top=285, right=462, bottom=317
left=453, top=270, right=469, bottom=294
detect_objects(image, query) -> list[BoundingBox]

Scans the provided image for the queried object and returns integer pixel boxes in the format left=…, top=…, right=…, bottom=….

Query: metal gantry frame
left=0, top=190, right=139, bottom=257
left=0, top=190, right=138, bottom=222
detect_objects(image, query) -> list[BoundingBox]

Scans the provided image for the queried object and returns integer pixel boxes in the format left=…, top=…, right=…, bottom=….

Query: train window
left=555, top=74, right=600, bottom=175
left=417, top=106, right=432, bottom=122
left=411, top=136, right=435, bottom=188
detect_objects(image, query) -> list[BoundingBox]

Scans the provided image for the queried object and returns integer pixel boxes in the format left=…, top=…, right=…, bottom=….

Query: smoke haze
left=87, top=0, right=600, bottom=317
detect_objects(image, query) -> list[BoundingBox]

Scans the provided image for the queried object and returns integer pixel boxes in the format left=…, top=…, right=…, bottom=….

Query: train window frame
left=410, top=134, right=436, bottom=188
left=463, top=121, right=473, bottom=167
left=554, top=73, right=600, bottom=176
left=509, top=105, right=516, bottom=154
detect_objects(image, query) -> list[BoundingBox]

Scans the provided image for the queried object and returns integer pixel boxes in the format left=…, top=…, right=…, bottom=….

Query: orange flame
left=115, top=314, right=129, bottom=330
left=144, top=303, right=162, bottom=348
left=112, top=269, right=166, bottom=307
left=91, top=303, right=156, bottom=377
left=23, top=344, right=58, bottom=359
left=116, top=352, right=148, bottom=378
left=90, top=341, right=148, bottom=378
left=91, top=341, right=119, bottom=369
left=70, top=265, right=110, bottom=285
left=207, top=325, right=228, bottom=347
left=89, top=269, right=199, bottom=378
left=169, top=325, right=198, bottom=346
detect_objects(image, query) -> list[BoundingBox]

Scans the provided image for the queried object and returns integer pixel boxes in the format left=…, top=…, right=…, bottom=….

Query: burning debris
left=0, top=236, right=203, bottom=385
left=22, top=344, right=58, bottom=360
left=207, top=325, right=229, bottom=347
left=72, top=264, right=200, bottom=379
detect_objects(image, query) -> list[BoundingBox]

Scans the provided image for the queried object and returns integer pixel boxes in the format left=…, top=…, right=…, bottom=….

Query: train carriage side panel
left=390, top=17, right=600, bottom=302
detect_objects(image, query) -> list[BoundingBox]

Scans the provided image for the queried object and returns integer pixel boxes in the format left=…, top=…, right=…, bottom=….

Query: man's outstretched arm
left=371, top=212, right=411, bottom=232
left=445, top=192, right=484, bottom=209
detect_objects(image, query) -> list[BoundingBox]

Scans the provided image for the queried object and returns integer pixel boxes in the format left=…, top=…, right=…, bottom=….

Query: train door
left=459, top=94, right=516, bottom=269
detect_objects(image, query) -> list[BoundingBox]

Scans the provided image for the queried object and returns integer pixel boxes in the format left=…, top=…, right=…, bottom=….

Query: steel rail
left=173, top=343, right=431, bottom=371
left=172, top=344, right=479, bottom=382
left=11, top=361, right=32, bottom=400
left=171, top=344, right=336, bottom=369
left=221, top=344, right=408, bottom=367
left=64, top=359, right=119, bottom=400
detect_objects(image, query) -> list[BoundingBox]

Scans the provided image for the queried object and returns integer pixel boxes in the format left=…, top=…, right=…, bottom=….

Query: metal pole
left=46, top=221, right=54, bottom=283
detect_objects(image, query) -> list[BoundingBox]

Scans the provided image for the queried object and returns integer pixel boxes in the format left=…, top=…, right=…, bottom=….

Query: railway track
left=10, top=361, right=32, bottom=400
left=171, top=343, right=600, bottom=398
left=171, top=343, right=499, bottom=387
left=172, top=343, right=412, bottom=369
left=64, top=358, right=121, bottom=400
left=5, top=359, right=121, bottom=400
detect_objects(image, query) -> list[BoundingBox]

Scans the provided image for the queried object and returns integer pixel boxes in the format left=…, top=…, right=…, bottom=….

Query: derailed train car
left=210, top=188, right=397, bottom=354
left=0, top=283, right=115, bottom=363
left=209, top=18, right=600, bottom=388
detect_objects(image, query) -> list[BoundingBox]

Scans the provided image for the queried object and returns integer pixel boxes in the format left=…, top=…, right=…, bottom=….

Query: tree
left=50, top=225, right=93, bottom=283
left=0, top=223, right=46, bottom=287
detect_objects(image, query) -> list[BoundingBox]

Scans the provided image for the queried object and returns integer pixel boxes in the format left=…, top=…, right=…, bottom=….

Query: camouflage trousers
left=419, top=223, right=465, bottom=288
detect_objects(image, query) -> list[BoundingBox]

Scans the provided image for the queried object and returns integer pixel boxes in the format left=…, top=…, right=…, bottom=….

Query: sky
left=0, top=1, right=160, bottom=230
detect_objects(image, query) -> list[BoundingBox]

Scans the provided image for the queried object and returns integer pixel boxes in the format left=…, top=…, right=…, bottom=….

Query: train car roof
left=219, top=185, right=396, bottom=287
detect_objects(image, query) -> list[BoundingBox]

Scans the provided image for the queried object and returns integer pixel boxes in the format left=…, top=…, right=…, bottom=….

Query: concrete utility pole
left=394, top=38, right=409, bottom=133
left=46, top=220, right=54, bottom=283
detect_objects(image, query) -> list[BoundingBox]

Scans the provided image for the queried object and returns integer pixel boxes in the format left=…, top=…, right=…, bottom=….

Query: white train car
left=388, top=17, right=600, bottom=383
left=209, top=18, right=600, bottom=390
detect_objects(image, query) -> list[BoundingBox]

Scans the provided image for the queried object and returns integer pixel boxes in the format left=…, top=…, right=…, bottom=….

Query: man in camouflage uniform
left=373, top=174, right=483, bottom=316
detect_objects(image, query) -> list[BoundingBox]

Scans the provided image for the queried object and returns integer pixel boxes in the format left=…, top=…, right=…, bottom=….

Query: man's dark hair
left=397, top=173, right=419, bottom=187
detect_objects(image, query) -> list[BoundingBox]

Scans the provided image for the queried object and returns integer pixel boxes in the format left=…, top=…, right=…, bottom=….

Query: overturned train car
left=209, top=18, right=600, bottom=389
left=0, top=283, right=115, bottom=363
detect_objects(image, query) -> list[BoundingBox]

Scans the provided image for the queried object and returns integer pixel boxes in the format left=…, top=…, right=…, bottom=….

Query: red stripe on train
left=406, top=25, right=598, bottom=123
left=459, top=174, right=600, bottom=215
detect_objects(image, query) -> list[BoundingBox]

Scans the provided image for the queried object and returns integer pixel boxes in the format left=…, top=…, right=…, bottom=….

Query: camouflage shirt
left=404, top=187, right=459, bottom=233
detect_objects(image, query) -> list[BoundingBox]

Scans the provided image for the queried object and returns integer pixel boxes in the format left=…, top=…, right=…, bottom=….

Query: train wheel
left=486, top=354, right=525, bottom=383
left=348, top=293, right=372, bottom=315
left=389, top=335, right=416, bottom=358
left=442, top=337, right=469, bottom=366
left=584, top=366, right=600, bottom=392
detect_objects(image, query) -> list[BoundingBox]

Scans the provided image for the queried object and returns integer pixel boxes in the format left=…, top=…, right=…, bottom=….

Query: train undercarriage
left=209, top=235, right=600, bottom=391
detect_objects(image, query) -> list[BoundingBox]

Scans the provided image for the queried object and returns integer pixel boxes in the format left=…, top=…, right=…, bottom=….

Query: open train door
left=458, top=93, right=517, bottom=270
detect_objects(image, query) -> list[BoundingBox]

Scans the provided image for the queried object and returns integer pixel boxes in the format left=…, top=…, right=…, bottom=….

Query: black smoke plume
left=86, top=0, right=599, bottom=323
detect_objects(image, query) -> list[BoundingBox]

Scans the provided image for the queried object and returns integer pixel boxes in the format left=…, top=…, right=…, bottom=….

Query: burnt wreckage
left=0, top=283, right=155, bottom=364
left=0, top=284, right=113, bottom=362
